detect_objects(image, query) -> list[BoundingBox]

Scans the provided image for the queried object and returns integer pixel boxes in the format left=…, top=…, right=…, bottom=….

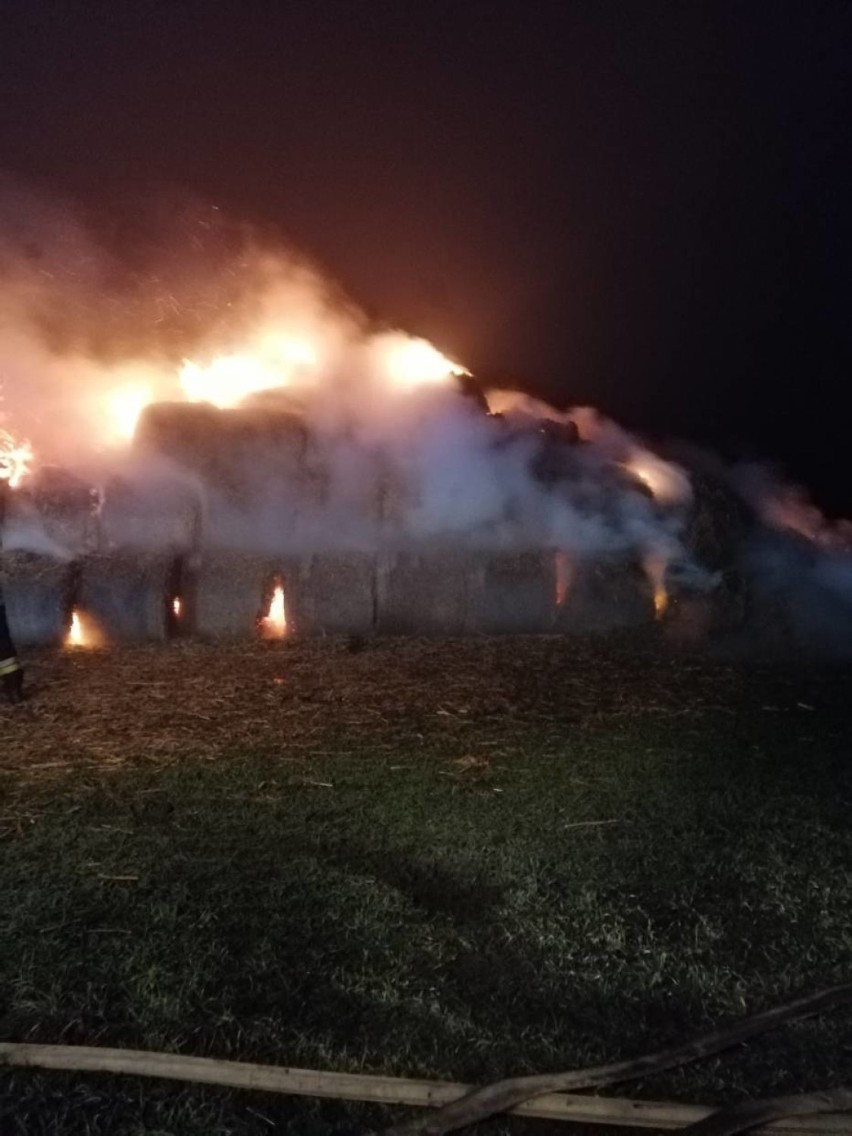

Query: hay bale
left=467, top=551, right=556, bottom=633
left=739, top=531, right=852, bottom=658
left=375, top=550, right=472, bottom=635
left=683, top=469, right=753, bottom=571
left=27, top=467, right=100, bottom=555
left=288, top=553, right=376, bottom=636
left=1, top=552, right=71, bottom=646
left=555, top=554, right=653, bottom=634
left=663, top=466, right=753, bottom=638
left=78, top=554, right=176, bottom=642
left=99, top=474, right=202, bottom=554
left=135, top=402, right=309, bottom=502
left=2, top=483, right=94, bottom=560
left=191, top=552, right=279, bottom=639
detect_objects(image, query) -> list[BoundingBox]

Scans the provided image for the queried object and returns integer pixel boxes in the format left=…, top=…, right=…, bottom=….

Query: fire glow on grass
left=259, top=582, right=287, bottom=639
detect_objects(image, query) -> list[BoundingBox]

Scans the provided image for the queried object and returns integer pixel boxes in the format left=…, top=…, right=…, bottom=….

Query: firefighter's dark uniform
left=0, top=482, right=24, bottom=703
left=0, top=603, right=23, bottom=703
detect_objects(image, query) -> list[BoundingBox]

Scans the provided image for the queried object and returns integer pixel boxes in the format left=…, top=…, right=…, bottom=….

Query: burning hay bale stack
left=191, top=552, right=284, bottom=639
left=136, top=402, right=380, bottom=638
left=77, top=553, right=177, bottom=643
left=79, top=469, right=205, bottom=642
left=2, top=396, right=778, bottom=648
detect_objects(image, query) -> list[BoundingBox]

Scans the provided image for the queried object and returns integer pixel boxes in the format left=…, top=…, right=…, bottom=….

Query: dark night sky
left=1, top=1, right=851, bottom=508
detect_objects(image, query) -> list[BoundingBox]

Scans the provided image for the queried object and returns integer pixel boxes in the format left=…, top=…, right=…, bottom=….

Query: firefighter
left=0, top=479, right=24, bottom=704
left=0, top=601, right=23, bottom=704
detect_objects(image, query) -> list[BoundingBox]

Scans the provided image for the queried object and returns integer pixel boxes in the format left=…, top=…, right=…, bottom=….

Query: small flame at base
left=65, top=609, right=105, bottom=649
left=653, top=586, right=669, bottom=620
left=642, top=553, right=669, bottom=622
left=554, top=551, right=572, bottom=607
left=260, top=583, right=287, bottom=639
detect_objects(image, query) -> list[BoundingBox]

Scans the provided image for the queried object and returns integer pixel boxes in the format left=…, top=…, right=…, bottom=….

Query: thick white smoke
left=0, top=182, right=699, bottom=583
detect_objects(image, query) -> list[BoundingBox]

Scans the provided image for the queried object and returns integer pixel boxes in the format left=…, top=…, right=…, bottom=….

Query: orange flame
left=65, top=609, right=105, bottom=649
left=0, top=429, right=34, bottom=489
left=554, top=551, right=572, bottom=607
left=375, top=334, right=469, bottom=390
left=179, top=339, right=318, bottom=408
left=653, top=584, right=669, bottom=619
left=624, top=451, right=690, bottom=506
left=642, top=553, right=669, bottom=621
left=172, top=597, right=182, bottom=618
left=260, top=583, right=287, bottom=639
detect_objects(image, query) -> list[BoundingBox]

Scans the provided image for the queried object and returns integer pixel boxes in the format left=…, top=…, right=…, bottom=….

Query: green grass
left=1, top=637, right=851, bottom=1134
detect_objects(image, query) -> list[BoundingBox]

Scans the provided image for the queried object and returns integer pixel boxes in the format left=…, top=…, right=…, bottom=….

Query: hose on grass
left=683, top=1089, right=852, bottom=1136
left=0, top=985, right=849, bottom=1135
left=379, top=983, right=852, bottom=1135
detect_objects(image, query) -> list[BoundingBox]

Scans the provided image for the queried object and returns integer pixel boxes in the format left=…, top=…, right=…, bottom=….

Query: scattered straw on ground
left=1, top=633, right=817, bottom=778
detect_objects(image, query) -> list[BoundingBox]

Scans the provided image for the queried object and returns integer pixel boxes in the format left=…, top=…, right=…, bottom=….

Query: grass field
left=1, top=635, right=851, bottom=1135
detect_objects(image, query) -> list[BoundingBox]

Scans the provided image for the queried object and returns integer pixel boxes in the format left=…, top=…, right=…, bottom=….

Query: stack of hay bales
left=137, top=403, right=325, bottom=638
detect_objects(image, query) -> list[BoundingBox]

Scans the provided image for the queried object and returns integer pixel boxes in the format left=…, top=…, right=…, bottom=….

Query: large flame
left=107, top=384, right=154, bottom=443
left=0, top=428, right=34, bottom=488
left=260, top=582, right=287, bottom=639
left=374, top=333, right=469, bottom=390
left=179, top=338, right=319, bottom=408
